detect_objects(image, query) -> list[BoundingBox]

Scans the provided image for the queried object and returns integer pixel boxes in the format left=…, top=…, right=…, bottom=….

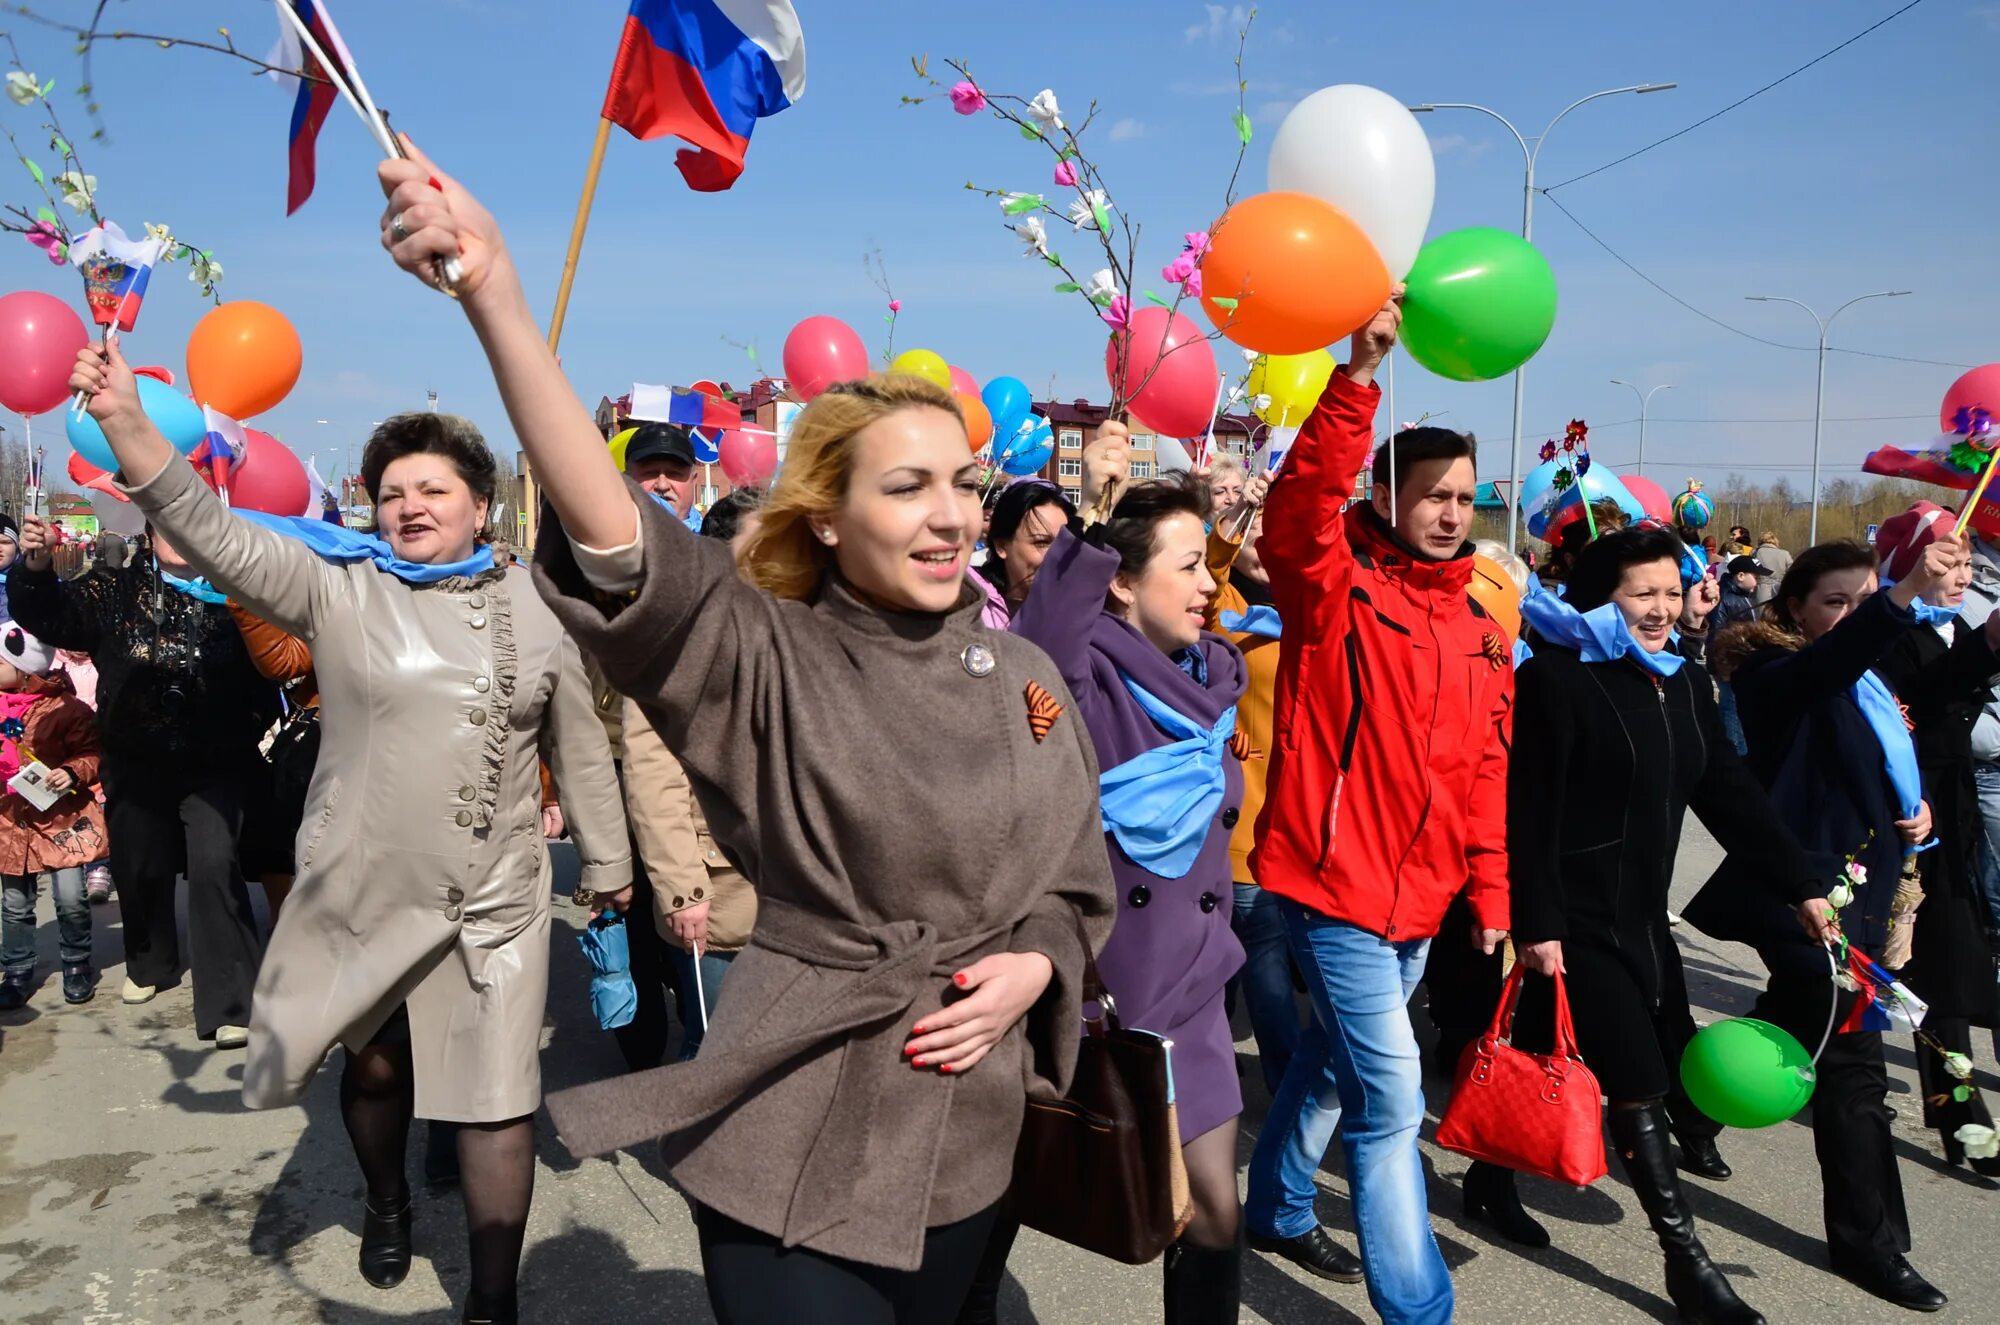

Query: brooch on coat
left=1025, top=679, right=1063, bottom=742
left=1480, top=632, right=1508, bottom=673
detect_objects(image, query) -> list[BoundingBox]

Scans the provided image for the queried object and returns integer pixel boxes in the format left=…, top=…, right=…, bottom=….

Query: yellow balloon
left=1247, top=350, right=1336, bottom=426
left=889, top=348, right=953, bottom=391
left=608, top=426, right=638, bottom=472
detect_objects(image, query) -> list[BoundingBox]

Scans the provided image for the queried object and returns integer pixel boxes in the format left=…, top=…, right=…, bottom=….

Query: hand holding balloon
left=1344, top=289, right=1405, bottom=387
left=18, top=512, right=54, bottom=573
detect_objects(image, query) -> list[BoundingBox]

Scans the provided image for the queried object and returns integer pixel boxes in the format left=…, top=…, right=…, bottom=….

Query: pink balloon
left=1619, top=474, right=1674, bottom=523
left=0, top=291, right=90, bottom=415
left=1941, top=364, right=2000, bottom=433
left=782, top=315, right=869, bottom=401
left=230, top=429, right=311, bottom=515
left=1104, top=308, right=1221, bottom=439
left=718, top=429, right=778, bottom=488
left=948, top=364, right=980, bottom=397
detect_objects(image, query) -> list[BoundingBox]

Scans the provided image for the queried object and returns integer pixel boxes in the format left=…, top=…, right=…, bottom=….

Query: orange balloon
left=1200, top=191, right=1391, bottom=355
left=1469, top=554, right=1523, bottom=644
left=956, top=391, right=993, bottom=453
left=186, top=301, right=302, bottom=419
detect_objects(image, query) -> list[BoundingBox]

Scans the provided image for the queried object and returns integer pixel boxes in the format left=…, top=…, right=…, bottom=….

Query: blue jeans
left=672, top=945, right=736, bottom=1061
left=1248, top=902, right=1449, bottom=1325
left=1717, top=681, right=1748, bottom=757
left=1972, top=761, right=2000, bottom=1059
left=1230, top=882, right=1302, bottom=1095
left=1, top=867, right=91, bottom=977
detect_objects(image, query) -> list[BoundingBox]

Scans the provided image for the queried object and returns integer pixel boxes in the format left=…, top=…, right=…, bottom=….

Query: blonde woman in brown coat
left=376, top=141, right=1116, bottom=1324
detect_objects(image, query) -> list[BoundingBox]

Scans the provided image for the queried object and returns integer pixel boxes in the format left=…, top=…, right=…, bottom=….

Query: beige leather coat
left=125, top=459, right=629, bottom=1122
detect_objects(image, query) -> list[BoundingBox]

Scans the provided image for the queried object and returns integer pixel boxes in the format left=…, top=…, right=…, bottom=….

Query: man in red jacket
left=1243, top=295, right=1511, bottom=1324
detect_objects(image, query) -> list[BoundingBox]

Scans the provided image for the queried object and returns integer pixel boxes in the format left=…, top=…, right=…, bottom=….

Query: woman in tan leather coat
left=65, top=344, right=629, bottom=1325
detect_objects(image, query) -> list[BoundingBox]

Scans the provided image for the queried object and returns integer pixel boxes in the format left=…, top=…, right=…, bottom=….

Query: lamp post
left=1743, top=291, right=1910, bottom=544
left=1610, top=380, right=1674, bottom=477
left=1411, top=82, right=1676, bottom=552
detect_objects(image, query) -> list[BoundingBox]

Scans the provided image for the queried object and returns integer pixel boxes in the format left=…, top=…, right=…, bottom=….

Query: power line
left=1544, top=0, right=1929, bottom=191
left=1538, top=193, right=1974, bottom=370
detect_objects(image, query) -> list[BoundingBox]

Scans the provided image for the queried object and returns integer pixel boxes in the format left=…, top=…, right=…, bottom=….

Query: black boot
left=1163, top=1233, right=1243, bottom=1325
left=462, top=1294, right=518, bottom=1325
left=1462, top=1161, right=1550, bottom=1248
left=357, top=1192, right=413, bottom=1289
left=1675, top=1130, right=1733, bottom=1182
left=1610, top=1103, right=1763, bottom=1325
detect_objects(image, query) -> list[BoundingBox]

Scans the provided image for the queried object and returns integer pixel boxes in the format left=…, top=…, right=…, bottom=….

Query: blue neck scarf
left=1852, top=669, right=1936, bottom=855
left=1099, top=674, right=1236, bottom=880
left=1219, top=605, right=1282, bottom=639
left=160, top=570, right=228, bottom=605
left=1172, top=645, right=1209, bottom=687
left=1520, top=577, right=1683, bottom=677
left=234, top=511, right=495, bottom=584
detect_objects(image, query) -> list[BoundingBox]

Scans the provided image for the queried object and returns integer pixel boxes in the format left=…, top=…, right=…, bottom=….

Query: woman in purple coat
left=1012, top=424, right=1249, bottom=1321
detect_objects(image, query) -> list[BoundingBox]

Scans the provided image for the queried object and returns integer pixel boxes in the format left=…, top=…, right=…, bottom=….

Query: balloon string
left=1812, top=942, right=1840, bottom=1069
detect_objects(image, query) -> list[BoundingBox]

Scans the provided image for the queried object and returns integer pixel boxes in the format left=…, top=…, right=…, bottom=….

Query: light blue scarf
left=1852, top=669, right=1936, bottom=855
left=1519, top=577, right=1683, bottom=677
left=160, top=570, right=229, bottom=605
left=1099, top=675, right=1237, bottom=880
left=1219, top=605, right=1282, bottom=639
left=234, top=511, right=495, bottom=584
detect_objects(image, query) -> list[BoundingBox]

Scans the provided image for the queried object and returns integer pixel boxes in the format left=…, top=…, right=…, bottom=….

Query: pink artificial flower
left=888, top=299, right=902, bottom=314
left=1183, top=270, right=1202, bottom=299
left=1183, top=230, right=1211, bottom=257
left=949, top=81, right=986, bottom=115
left=1099, top=294, right=1131, bottom=330
left=1053, top=159, right=1078, bottom=188
left=23, top=220, right=64, bottom=265
left=1161, top=252, right=1197, bottom=284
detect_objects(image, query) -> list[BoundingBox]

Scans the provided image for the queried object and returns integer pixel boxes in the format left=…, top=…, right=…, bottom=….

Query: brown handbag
left=1006, top=914, right=1193, bottom=1265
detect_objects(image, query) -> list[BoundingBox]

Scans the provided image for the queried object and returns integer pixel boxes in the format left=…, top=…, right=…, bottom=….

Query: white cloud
left=1108, top=118, right=1146, bottom=142
left=1184, top=4, right=1249, bottom=43
left=1427, top=133, right=1490, bottom=158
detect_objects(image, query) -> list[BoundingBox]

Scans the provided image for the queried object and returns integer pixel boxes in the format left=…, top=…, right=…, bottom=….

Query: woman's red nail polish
left=953, top=973, right=968, bottom=987
left=428, top=176, right=444, bottom=191
left=911, top=1057, right=927, bottom=1067
left=904, top=1043, right=919, bottom=1056
left=940, top=1064, right=954, bottom=1074
left=910, top=1025, right=925, bottom=1036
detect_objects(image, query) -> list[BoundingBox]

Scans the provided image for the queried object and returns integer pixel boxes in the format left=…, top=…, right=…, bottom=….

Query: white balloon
left=1268, top=85, right=1436, bottom=279
left=86, top=487, right=147, bottom=536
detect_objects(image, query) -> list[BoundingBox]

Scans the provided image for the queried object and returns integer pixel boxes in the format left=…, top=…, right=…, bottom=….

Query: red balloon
left=948, top=364, right=980, bottom=397
left=0, top=291, right=90, bottom=415
left=67, top=449, right=116, bottom=496
left=718, top=428, right=778, bottom=488
left=782, top=316, right=869, bottom=401
left=1104, top=308, right=1221, bottom=439
left=1940, top=364, right=2000, bottom=433
left=229, top=429, right=312, bottom=516
left=1620, top=474, right=1674, bottom=523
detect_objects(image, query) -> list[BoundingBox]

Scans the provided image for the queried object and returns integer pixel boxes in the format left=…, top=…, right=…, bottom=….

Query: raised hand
left=1344, top=283, right=1406, bottom=386
left=1081, top=420, right=1132, bottom=514
left=19, top=513, right=54, bottom=573
left=377, top=137, right=508, bottom=305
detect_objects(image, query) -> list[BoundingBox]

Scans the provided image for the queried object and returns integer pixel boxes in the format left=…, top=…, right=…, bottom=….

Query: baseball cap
left=621, top=423, right=697, bottom=470
left=1724, top=555, right=1770, bottom=578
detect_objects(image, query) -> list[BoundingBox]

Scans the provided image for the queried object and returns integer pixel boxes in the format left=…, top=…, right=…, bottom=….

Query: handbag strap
left=1487, top=962, right=1582, bottom=1061
left=1066, top=905, right=1122, bottom=1034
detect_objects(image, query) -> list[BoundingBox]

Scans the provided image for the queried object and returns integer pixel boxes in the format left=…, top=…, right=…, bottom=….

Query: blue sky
left=1, top=0, right=1993, bottom=496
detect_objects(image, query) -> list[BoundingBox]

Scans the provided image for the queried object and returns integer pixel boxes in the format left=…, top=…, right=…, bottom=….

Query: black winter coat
left=1510, top=644, right=1815, bottom=1007
left=6, top=553, right=277, bottom=788
left=1874, top=621, right=2000, bottom=1023
left=1687, top=591, right=1922, bottom=969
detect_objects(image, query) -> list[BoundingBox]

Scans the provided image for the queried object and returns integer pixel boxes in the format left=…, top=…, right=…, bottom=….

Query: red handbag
left=1435, top=964, right=1607, bottom=1187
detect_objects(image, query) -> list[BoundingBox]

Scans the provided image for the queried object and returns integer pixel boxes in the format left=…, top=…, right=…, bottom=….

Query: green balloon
left=1680, top=1017, right=1816, bottom=1129
left=1400, top=227, right=1558, bottom=382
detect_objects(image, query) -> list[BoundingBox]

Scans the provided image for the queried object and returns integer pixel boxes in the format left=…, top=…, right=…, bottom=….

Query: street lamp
left=1610, top=380, right=1674, bottom=477
left=1743, top=290, right=1910, bottom=543
left=1412, top=82, right=1676, bottom=552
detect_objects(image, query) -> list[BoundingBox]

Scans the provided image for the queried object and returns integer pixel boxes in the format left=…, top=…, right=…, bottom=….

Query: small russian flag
left=602, top=0, right=807, bottom=192
left=67, top=222, right=166, bottom=332
left=629, top=383, right=739, bottom=432
left=269, top=0, right=353, bottom=214
left=1838, top=945, right=1930, bottom=1035
left=197, top=405, right=250, bottom=502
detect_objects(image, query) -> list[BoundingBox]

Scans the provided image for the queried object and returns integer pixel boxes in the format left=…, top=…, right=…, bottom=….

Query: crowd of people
left=3, top=138, right=1993, bottom=1325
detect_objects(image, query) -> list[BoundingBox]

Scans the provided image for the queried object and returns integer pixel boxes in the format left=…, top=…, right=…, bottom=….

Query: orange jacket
left=1205, top=527, right=1279, bottom=885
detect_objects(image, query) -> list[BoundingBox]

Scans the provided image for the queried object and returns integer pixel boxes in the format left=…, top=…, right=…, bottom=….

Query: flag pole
left=548, top=118, right=614, bottom=354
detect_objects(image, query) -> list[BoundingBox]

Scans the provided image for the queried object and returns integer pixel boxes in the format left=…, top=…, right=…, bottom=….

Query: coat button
left=1221, top=807, right=1239, bottom=828
left=672, top=896, right=686, bottom=908
left=469, top=593, right=487, bottom=609
left=473, top=676, right=491, bottom=693
left=455, top=810, right=472, bottom=827
left=1199, top=892, right=1219, bottom=913
left=1127, top=885, right=1151, bottom=908
left=692, top=887, right=705, bottom=900
left=469, top=615, right=487, bottom=630
left=458, top=785, right=475, bottom=801
left=469, top=709, right=487, bottom=726
left=445, top=905, right=462, bottom=922
left=447, top=887, right=465, bottom=902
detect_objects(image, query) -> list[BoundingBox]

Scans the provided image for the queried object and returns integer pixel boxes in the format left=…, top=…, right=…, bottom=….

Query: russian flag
left=67, top=222, right=166, bottom=332
left=197, top=405, right=250, bottom=503
left=1838, top=945, right=1930, bottom=1034
left=270, top=0, right=349, bottom=214
left=629, top=383, right=739, bottom=432
left=602, top=0, right=807, bottom=192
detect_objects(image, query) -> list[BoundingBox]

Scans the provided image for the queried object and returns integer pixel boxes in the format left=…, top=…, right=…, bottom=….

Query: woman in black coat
left=1509, top=527, right=1814, bottom=1325
left=1697, top=534, right=1986, bottom=1313
left=1867, top=527, right=2000, bottom=1170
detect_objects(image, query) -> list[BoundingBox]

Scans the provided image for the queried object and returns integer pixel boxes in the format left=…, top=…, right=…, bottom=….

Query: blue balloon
left=67, top=376, right=207, bottom=472
left=1528, top=464, right=1646, bottom=541
left=999, top=415, right=1055, bottom=476
left=981, top=376, right=1032, bottom=442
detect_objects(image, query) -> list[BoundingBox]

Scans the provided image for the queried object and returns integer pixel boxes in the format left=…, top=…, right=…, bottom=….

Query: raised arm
left=377, top=138, right=636, bottom=553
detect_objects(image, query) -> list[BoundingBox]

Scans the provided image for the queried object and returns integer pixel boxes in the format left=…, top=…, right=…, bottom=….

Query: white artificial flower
left=1083, top=268, right=1118, bottom=306
left=1955, top=1122, right=1999, bottom=1160
left=144, top=222, right=173, bottom=247
left=1242, top=348, right=1260, bottom=364
left=1026, top=89, right=1063, bottom=134
left=188, top=252, right=223, bottom=294
left=1014, top=215, right=1048, bottom=259
left=1826, top=882, right=1854, bottom=910
left=1944, top=1051, right=1975, bottom=1081
left=1251, top=394, right=1273, bottom=413
left=55, top=169, right=95, bottom=213
left=1068, top=189, right=1112, bottom=232
left=1832, top=969, right=1860, bottom=993
left=5, top=71, right=39, bottom=106
left=1845, top=862, right=1868, bottom=887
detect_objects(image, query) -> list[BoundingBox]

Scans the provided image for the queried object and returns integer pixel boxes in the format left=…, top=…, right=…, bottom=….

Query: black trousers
left=108, top=774, right=259, bottom=1037
left=1422, top=895, right=1503, bottom=1073
left=1751, top=940, right=1909, bottom=1266
left=611, top=854, right=674, bottom=1072
left=696, top=1203, right=999, bottom=1325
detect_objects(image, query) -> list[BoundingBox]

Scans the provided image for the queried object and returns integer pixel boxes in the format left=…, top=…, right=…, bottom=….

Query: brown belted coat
left=536, top=493, right=1115, bottom=1271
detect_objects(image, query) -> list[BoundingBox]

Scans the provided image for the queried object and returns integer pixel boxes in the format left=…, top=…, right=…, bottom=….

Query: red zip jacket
left=1249, top=369, right=1512, bottom=941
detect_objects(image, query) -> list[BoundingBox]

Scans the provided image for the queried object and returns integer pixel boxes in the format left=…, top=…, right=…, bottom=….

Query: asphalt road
left=3, top=824, right=1996, bottom=1323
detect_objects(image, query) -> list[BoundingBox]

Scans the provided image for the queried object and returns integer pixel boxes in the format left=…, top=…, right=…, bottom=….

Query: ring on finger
left=390, top=211, right=411, bottom=244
